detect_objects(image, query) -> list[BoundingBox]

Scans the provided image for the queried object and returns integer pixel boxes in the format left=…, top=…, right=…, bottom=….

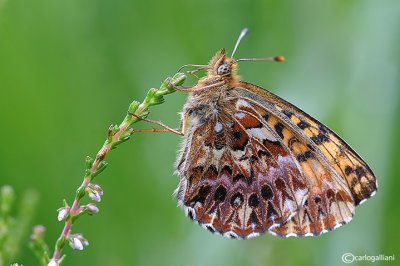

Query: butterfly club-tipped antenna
left=230, top=28, right=285, bottom=64
left=231, top=28, right=249, bottom=58
left=233, top=56, right=285, bottom=64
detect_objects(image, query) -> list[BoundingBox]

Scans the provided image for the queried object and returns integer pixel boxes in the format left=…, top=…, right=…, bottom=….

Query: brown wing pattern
left=235, top=82, right=377, bottom=237
left=175, top=81, right=376, bottom=238
left=175, top=104, right=309, bottom=238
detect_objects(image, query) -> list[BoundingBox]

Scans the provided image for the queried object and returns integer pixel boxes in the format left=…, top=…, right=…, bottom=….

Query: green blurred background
left=0, top=0, right=399, bottom=265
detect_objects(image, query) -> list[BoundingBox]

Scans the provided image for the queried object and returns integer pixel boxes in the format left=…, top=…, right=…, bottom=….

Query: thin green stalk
left=47, top=73, right=186, bottom=265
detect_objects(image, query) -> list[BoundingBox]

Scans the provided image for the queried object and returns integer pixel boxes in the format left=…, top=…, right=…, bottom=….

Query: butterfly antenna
left=231, top=28, right=249, bottom=58
left=233, top=56, right=285, bottom=64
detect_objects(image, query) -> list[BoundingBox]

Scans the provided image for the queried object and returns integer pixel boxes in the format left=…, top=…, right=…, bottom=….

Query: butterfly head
left=208, top=48, right=238, bottom=78
left=183, top=28, right=285, bottom=91
left=204, top=47, right=284, bottom=85
left=204, top=28, right=285, bottom=81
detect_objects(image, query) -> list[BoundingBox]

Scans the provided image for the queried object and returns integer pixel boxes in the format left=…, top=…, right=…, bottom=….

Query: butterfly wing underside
left=175, top=81, right=377, bottom=238
left=236, top=82, right=377, bottom=237
left=175, top=104, right=309, bottom=238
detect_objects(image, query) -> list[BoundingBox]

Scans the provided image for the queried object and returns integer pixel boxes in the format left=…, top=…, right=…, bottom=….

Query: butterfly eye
left=217, top=63, right=230, bottom=75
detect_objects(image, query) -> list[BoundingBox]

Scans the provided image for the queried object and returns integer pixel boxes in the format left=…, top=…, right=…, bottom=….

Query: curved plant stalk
left=43, top=73, right=186, bottom=266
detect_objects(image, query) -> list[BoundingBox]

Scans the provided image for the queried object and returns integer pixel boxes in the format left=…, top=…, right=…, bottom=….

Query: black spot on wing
left=297, top=120, right=311, bottom=129
left=261, top=185, right=273, bottom=200
left=214, top=185, right=227, bottom=202
left=206, top=225, right=215, bottom=233
left=258, top=149, right=272, bottom=158
left=248, top=194, right=260, bottom=207
left=221, top=165, right=233, bottom=175
left=233, top=174, right=245, bottom=183
left=345, top=166, right=353, bottom=175
left=250, top=211, right=259, bottom=224
left=296, top=150, right=313, bottom=162
left=274, top=123, right=284, bottom=139
left=314, top=196, right=321, bottom=204
left=267, top=201, right=278, bottom=218
left=188, top=185, right=211, bottom=205
left=233, top=131, right=242, bottom=140
left=283, top=110, right=293, bottom=118
left=187, top=209, right=194, bottom=220
left=355, top=166, right=366, bottom=178
left=311, top=133, right=329, bottom=145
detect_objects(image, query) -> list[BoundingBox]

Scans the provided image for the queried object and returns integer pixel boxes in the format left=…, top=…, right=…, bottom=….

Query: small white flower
left=91, top=184, right=103, bottom=195
left=85, top=203, right=99, bottom=214
left=69, top=234, right=89, bottom=251
left=80, top=238, right=89, bottom=247
left=71, top=237, right=84, bottom=250
left=88, top=190, right=101, bottom=202
left=57, top=207, right=70, bottom=221
left=87, top=184, right=103, bottom=202
left=47, top=259, right=59, bottom=266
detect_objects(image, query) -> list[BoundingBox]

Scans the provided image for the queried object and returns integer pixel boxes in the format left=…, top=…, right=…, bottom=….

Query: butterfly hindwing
left=175, top=105, right=309, bottom=238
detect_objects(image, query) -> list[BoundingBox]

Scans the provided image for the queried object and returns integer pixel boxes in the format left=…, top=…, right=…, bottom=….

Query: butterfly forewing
left=234, top=82, right=376, bottom=236
left=236, top=82, right=377, bottom=205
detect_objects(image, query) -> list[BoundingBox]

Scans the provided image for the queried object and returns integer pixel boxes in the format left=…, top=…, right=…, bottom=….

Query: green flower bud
left=171, top=72, right=186, bottom=86
left=128, top=101, right=140, bottom=113
left=85, top=156, right=94, bottom=170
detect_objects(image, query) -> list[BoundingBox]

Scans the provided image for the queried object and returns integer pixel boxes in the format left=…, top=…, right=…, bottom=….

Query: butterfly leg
left=168, top=80, right=225, bottom=92
left=168, top=81, right=193, bottom=92
left=129, top=112, right=189, bottom=136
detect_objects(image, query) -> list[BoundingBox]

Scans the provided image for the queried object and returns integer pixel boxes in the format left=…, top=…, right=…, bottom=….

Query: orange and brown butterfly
left=141, top=28, right=377, bottom=238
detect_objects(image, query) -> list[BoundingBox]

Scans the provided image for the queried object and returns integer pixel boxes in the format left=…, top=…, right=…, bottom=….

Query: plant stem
left=51, top=123, right=125, bottom=260
left=49, top=73, right=186, bottom=264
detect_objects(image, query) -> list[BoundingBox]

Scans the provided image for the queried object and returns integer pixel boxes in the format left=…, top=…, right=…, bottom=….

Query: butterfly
left=139, top=28, right=377, bottom=239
